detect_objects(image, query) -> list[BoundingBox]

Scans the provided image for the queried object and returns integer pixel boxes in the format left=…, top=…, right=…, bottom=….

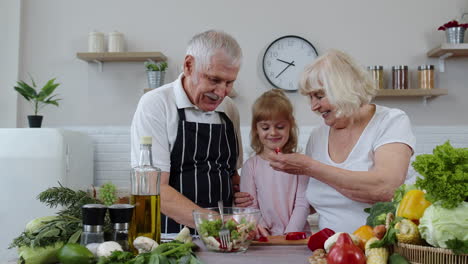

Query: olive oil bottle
left=129, top=136, right=161, bottom=251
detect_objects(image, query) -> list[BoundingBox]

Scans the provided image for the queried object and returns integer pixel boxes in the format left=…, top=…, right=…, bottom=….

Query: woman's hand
left=234, top=191, right=254, bottom=207
left=267, top=152, right=313, bottom=175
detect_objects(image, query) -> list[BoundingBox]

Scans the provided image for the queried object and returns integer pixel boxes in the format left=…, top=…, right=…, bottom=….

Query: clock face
left=262, top=35, right=318, bottom=91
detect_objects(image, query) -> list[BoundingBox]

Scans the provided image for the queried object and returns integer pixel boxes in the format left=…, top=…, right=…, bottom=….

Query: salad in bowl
left=193, top=207, right=260, bottom=252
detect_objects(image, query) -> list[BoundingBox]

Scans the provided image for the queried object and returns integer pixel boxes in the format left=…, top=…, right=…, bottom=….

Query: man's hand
left=234, top=191, right=254, bottom=207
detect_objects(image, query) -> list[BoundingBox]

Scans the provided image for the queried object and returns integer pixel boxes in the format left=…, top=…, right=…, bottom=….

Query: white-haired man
left=131, top=30, right=243, bottom=233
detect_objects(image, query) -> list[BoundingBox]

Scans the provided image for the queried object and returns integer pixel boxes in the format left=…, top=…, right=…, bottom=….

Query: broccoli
left=364, top=201, right=397, bottom=227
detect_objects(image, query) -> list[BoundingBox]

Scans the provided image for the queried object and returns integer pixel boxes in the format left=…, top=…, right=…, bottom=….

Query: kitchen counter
left=195, top=239, right=312, bottom=264
left=7, top=240, right=312, bottom=264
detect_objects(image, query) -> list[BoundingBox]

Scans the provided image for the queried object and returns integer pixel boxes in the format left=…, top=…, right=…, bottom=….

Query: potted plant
left=438, top=20, right=468, bottom=43
left=145, top=59, right=168, bottom=89
left=14, top=76, right=61, bottom=128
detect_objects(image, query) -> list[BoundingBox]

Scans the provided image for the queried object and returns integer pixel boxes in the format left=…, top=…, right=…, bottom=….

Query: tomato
left=258, top=236, right=269, bottom=242
left=285, top=232, right=307, bottom=240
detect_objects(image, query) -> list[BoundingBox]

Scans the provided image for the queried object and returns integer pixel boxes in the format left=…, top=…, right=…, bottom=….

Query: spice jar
left=392, top=65, right=409, bottom=90
left=418, top=65, right=434, bottom=89
left=88, top=31, right=105, bottom=52
left=108, top=31, right=125, bottom=52
left=367, top=66, right=384, bottom=89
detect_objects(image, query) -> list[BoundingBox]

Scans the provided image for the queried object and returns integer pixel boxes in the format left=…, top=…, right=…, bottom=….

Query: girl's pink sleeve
left=284, top=175, right=310, bottom=233
left=239, top=159, right=259, bottom=209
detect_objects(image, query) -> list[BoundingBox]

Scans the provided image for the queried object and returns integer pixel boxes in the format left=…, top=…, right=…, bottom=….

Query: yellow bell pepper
left=396, top=190, right=431, bottom=220
left=353, top=225, right=374, bottom=250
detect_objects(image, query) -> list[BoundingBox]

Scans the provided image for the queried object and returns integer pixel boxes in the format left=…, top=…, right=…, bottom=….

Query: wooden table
left=195, top=239, right=312, bottom=264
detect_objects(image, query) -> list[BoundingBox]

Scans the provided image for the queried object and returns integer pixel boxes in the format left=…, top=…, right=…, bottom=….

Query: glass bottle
left=129, top=136, right=161, bottom=251
left=80, top=204, right=107, bottom=246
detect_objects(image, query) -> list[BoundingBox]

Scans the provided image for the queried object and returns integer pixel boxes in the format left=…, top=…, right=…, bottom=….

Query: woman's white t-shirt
left=305, top=105, right=416, bottom=233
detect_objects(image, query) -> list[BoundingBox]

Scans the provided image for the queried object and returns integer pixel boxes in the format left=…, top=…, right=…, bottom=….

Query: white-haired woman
left=131, top=30, right=244, bottom=233
left=236, top=49, right=415, bottom=233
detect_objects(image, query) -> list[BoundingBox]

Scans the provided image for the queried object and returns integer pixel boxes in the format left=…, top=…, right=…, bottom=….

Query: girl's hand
left=234, top=191, right=254, bottom=207
left=257, top=224, right=270, bottom=238
left=267, top=152, right=312, bottom=175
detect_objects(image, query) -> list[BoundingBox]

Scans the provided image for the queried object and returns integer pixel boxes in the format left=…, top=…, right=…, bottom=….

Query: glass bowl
left=193, top=207, right=261, bottom=253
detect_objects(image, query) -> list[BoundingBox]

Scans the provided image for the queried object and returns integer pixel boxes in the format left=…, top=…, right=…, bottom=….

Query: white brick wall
left=66, top=126, right=468, bottom=187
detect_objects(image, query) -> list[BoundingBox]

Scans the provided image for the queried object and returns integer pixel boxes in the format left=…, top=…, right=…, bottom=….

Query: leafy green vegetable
left=364, top=201, right=397, bottom=227
left=97, top=241, right=204, bottom=264
left=446, top=238, right=468, bottom=255
left=37, top=183, right=100, bottom=218
left=412, top=141, right=468, bottom=209
left=99, top=182, right=118, bottom=206
left=10, top=215, right=81, bottom=248
left=418, top=202, right=468, bottom=253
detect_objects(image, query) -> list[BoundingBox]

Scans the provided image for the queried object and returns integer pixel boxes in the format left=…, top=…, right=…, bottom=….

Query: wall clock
left=262, top=35, right=318, bottom=91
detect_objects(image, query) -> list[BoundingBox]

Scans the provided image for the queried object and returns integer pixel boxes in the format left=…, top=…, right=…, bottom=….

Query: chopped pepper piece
left=307, top=228, right=335, bottom=251
left=396, top=190, right=431, bottom=220
left=285, top=232, right=307, bottom=240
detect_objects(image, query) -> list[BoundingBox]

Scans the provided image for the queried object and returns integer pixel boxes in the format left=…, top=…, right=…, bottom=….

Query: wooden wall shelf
left=427, top=44, right=468, bottom=72
left=376, top=88, right=448, bottom=97
left=76, top=52, right=167, bottom=62
left=427, top=43, right=468, bottom=57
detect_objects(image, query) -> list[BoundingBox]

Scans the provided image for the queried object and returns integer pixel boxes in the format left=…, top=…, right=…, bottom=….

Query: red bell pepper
left=327, top=233, right=366, bottom=264
left=257, top=236, right=269, bottom=242
left=307, top=228, right=335, bottom=251
left=285, top=232, right=307, bottom=240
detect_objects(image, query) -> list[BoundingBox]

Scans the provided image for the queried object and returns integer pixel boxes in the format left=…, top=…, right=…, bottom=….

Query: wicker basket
left=393, top=242, right=468, bottom=264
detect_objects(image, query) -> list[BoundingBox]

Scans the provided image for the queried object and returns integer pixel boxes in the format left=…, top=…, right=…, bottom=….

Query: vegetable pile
left=357, top=141, right=468, bottom=260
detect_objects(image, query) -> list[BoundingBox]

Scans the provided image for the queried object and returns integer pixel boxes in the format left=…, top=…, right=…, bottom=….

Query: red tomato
left=285, top=232, right=307, bottom=240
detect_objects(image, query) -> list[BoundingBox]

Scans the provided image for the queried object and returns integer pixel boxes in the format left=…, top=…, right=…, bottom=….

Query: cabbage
left=418, top=202, right=468, bottom=249
left=25, top=216, right=59, bottom=233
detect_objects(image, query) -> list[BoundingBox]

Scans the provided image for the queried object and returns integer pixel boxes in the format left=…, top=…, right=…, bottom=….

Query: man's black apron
left=162, top=108, right=238, bottom=233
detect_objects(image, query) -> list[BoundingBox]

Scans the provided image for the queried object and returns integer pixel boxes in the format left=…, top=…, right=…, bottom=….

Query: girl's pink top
left=240, top=155, right=310, bottom=235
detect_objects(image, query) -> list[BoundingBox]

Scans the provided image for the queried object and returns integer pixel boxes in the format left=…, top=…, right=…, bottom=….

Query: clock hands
left=277, top=59, right=296, bottom=66
left=276, top=60, right=295, bottom=78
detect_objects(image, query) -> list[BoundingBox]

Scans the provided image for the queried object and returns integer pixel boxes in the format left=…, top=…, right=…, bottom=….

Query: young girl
left=240, top=89, right=310, bottom=236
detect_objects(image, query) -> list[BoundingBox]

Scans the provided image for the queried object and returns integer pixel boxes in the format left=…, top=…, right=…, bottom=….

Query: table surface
left=195, top=239, right=312, bottom=264
left=6, top=240, right=313, bottom=264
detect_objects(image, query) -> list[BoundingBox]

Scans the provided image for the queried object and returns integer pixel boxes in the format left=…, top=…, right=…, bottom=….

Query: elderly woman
left=237, top=49, right=415, bottom=233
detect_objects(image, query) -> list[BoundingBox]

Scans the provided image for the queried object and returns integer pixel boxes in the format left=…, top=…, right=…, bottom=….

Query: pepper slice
left=285, top=232, right=307, bottom=240
left=308, top=228, right=335, bottom=251
left=275, top=147, right=281, bottom=154
left=257, top=236, right=269, bottom=242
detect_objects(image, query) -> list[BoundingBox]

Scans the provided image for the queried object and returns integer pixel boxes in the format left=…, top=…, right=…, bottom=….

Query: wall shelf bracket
left=438, top=52, right=453, bottom=72
left=92, top=60, right=103, bottom=72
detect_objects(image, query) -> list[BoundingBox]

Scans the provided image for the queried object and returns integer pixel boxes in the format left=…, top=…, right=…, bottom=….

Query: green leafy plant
left=14, top=76, right=61, bottom=115
left=145, top=59, right=168, bottom=71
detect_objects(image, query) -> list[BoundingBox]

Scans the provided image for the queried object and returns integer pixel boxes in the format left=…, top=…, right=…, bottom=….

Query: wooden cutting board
left=251, top=235, right=308, bottom=245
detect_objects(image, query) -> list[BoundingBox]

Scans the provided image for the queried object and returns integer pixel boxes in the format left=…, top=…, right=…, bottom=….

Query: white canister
left=108, top=31, right=125, bottom=52
left=88, top=31, right=105, bottom=52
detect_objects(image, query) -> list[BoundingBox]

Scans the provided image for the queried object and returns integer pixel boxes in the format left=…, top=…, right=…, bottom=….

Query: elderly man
left=131, top=30, right=243, bottom=233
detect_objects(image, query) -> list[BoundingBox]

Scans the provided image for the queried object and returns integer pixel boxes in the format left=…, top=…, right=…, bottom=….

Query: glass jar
left=418, top=65, right=434, bottom=90
left=392, top=65, right=409, bottom=90
left=367, top=66, right=384, bottom=89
